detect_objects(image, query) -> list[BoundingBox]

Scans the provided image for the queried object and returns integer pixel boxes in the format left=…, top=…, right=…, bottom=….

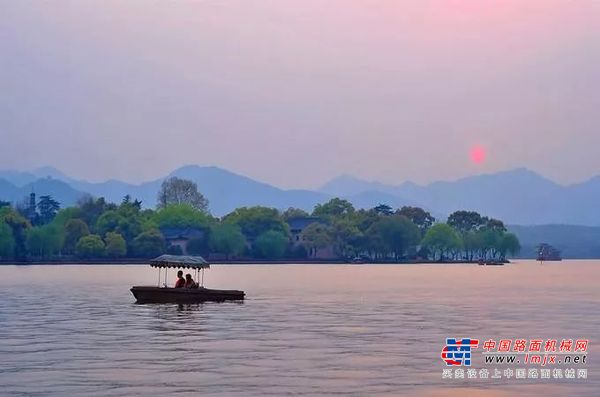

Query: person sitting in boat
left=174, top=270, right=185, bottom=288
left=185, top=273, right=199, bottom=289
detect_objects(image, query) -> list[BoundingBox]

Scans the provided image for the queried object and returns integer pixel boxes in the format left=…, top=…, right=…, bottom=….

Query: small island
left=537, top=243, right=562, bottom=261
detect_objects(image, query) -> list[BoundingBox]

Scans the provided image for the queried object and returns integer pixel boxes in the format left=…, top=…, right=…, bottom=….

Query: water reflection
left=0, top=261, right=597, bottom=396
left=177, top=303, right=203, bottom=312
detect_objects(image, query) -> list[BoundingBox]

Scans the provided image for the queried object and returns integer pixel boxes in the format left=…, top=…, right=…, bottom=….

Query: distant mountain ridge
left=0, top=176, right=87, bottom=209
left=320, top=168, right=600, bottom=225
left=1, top=165, right=600, bottom=224
left=0, top=165, right=330, bottom=216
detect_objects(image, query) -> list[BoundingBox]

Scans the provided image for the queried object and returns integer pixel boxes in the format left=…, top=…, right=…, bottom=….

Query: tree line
left=0, top=177, right=520, bottom=261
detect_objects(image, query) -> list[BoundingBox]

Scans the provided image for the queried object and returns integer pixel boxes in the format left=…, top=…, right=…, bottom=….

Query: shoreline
left=0, top=258, right=511, bottom=266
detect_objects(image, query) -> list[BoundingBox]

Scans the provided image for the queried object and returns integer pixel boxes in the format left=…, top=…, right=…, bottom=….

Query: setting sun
left=470, top=145, right=487, bottom=164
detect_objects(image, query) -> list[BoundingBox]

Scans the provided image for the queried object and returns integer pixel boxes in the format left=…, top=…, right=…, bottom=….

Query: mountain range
left=1, top=165, right=599, bottom=226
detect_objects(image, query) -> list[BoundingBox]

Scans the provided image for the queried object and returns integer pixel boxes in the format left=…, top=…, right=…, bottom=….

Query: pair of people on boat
left=174, top=270, right=199, bottom=289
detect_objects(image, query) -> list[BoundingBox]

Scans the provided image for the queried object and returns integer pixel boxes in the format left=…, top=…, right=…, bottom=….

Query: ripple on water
left=0, top=262, right=598, bottom=396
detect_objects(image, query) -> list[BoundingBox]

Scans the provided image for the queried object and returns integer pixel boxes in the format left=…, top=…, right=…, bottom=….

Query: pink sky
left=1, top=1, right=599, bottom=187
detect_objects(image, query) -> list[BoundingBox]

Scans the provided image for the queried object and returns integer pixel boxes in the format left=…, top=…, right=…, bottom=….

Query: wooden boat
left=131, top=286, right=244, bottom=303
left=130, top=255, right=245, bottom=303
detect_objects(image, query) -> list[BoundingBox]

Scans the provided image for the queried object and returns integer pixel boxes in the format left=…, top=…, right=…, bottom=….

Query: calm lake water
left=0, top=260, right=598, bottom=396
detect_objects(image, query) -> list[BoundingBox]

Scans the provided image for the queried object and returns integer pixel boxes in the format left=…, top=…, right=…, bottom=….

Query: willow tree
left=0, top=222, right=15, bottom=258
left=366, top=215, right=420, bottom=260
left=421, top=223, right=462, bottom=261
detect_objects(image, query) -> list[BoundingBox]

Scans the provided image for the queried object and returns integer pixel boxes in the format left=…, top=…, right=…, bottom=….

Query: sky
left=1, top=0, right=599, bottom=189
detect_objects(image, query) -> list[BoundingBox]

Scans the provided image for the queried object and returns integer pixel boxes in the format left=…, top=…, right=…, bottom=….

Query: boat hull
left=130, top=286, right=244, bottom=303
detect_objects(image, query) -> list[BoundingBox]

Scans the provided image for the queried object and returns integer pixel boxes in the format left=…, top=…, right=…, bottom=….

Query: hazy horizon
left=2, top=1, right=600, bottom=189
left=0, top=163, right=596, bottom=190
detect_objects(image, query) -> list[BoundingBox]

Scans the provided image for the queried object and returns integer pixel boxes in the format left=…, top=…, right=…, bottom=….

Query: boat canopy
left=149, top=254, right=210, bottom=269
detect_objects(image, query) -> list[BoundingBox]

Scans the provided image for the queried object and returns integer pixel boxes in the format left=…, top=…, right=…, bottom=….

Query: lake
left=0, top=260, right=598, bottom=396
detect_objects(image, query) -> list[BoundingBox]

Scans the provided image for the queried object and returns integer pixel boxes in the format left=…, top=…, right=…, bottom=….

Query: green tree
left=105, top=232, right=127, bottom=257
left=77, top=196, right=115, bottom=230
left=500, top=233, right=521, bottom=259
left=116, top=203, right=143, bottom=242
left=52, top=207, right=83, bottom=228
left=485, top=218, right=507, bottom=233
left=37, top=195, right=60, bottom=225
left=131, top=229, right=165, bottom=257
left=281, top=207, right=309, bottom=221
left=63, top=219, right=90, bottom=254
left=0, top=207, right=30, bottom=258
left=479, top=228, right=503, bottom=259
left=366, top=215, right=420, bottom=259
left=25, top=228, right=44, bottom=256
left=330, top=218, right=362, bottom=258
left=76, top=234, right=105, bottom=258
left=447, top=211, right=486, bottom=234
left=301, top=222, right=331, bottom=257
left=312, top=198, right=355, bottom=219
left=209, top=224, right=246, bottom=258
left=462, top=230, right=483, bottom=261
left=96, top=210, right=125, bottom=236
left=157, top=177, right=209, bottom=212
left=0, top=221, right=15, bottom=258
left=354, top=208, right=381, bottom=233
left=151, top=204, right=212, bottom=229
left=27, top=226, right=63, bottom=257
left=96, top=207, right=142, bottom=243
left=373, top=204, right=394, bottom=216
left=421, top=223, right=462, bottom=261
left=224, top=206, right=288, bottom=241
left=396, top=206, right=435, bottom=234
left=121, top=194, right=142, bottom=209
left=254, top=230, right=288, bottom=259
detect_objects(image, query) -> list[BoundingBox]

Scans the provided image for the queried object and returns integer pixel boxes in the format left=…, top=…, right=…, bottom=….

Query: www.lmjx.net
left=441, top=338, right=589, bottom=381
